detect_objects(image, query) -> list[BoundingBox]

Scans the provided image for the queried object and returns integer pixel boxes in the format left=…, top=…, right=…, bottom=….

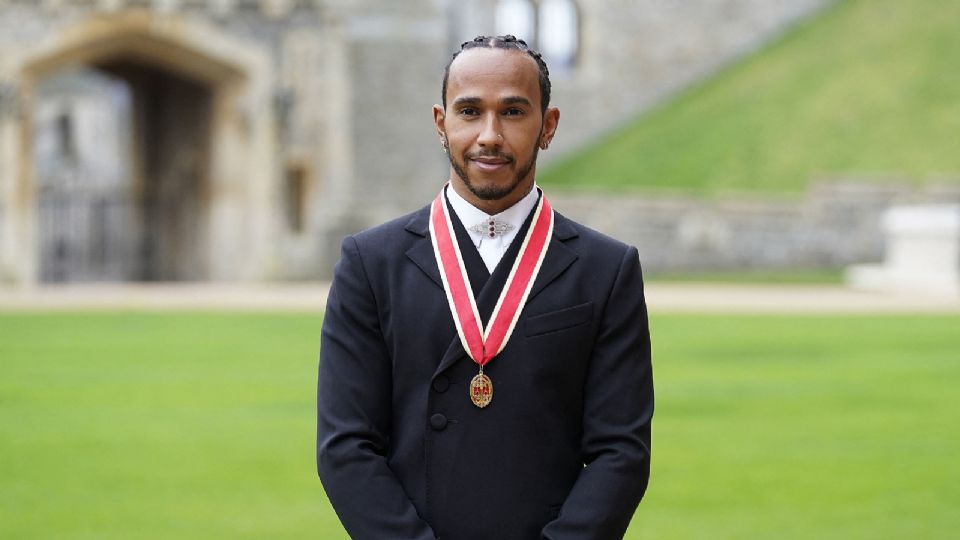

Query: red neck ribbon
left=429, top=185, right=555, bottom=367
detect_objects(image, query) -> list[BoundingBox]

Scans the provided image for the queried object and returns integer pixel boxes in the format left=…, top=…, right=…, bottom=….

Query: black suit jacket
left=317, top=202, right=653, bottom=540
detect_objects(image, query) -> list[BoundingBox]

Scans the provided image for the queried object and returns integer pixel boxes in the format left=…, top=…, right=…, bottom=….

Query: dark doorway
left=34, top=60, right=213, bottom=282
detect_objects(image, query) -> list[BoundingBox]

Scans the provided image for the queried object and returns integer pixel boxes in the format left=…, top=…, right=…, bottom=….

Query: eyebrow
left=452, top=97, right=482, bottom=107
left=501, top=96, right=532, bottom=107
left=451, top=96, right=533, bottom=107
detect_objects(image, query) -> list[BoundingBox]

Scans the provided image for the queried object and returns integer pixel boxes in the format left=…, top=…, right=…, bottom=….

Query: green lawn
left=1, top=312, right=958, bottom=539
left=543, top=0, right=960, bottom=194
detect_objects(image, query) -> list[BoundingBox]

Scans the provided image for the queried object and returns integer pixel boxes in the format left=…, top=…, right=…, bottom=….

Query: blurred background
left=0, top=0, right=958, bottom=538
left=3, top=0, right=955, bottom=287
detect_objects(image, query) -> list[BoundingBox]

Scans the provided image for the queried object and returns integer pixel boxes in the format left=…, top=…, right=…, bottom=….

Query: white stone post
left=847, top=205, right=960, bottom=296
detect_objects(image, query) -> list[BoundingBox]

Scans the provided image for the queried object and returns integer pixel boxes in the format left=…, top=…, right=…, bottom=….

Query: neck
left=449, top=176, right=535, bottom=215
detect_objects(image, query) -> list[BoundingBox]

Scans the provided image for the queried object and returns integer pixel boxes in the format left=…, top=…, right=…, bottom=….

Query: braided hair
left=442, top=35, right=552, bottom=114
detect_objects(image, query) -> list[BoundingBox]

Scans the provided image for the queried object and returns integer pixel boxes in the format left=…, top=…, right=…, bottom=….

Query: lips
left=469, top=155, right=512, bottom=172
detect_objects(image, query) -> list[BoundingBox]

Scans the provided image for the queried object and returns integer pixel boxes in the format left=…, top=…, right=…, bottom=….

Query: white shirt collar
left=445, top=183, right=540, bottom=247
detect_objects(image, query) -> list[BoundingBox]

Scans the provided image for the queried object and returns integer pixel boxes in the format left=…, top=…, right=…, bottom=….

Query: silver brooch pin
left=469, top=218, right=515, bottom=239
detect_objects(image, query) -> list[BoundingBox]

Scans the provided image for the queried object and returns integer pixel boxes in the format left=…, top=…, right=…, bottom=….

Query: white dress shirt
left=446, top=183, right=540, bottom=273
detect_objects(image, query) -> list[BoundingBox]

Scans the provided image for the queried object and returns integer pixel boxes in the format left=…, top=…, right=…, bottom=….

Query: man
left=317, top=35, right=653, bottom=540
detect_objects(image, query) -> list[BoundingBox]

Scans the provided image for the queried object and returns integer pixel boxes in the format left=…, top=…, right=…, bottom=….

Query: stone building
left=0, top=0, right=828, bottom=284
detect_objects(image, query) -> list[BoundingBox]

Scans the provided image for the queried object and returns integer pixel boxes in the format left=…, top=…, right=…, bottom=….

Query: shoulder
left=346, top=204, right=431, bottom=252
left=555, top=211, right=637, bottom=262
left=329, top=205, right=430, bottom=290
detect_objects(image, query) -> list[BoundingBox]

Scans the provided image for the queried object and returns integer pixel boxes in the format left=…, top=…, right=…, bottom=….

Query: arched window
left=538, top=0, right=579, bottom=70
left=493, top=0, right=580, bottom=72
left=495, top=0, right=537, bottom=46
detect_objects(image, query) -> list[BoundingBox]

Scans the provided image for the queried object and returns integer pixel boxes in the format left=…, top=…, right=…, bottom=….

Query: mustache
left=465, top=150, right=514, bottom=162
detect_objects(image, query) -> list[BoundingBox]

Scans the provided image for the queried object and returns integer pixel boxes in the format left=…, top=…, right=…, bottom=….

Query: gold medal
left=470, top=369, right=493, bottom=408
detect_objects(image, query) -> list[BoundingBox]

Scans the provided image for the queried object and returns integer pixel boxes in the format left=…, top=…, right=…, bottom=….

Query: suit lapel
left=404, top=210, right=469, bottom=377
left=403, top=203, right=490, bottom=293
left=527, top=213, right=579, bottom=303
left=404, top=206, right=443, bottom=289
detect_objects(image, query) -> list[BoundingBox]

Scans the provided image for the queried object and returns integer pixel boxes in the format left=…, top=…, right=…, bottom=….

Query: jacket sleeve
left=317, top=236, right=437, bottom=540
left=541, top=245, right=654, bottom=540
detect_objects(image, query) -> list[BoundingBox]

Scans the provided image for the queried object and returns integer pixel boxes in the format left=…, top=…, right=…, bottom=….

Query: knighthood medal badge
left=470, top=367, right=493, bottom=408
left=429, top=184, right=554, bottom=408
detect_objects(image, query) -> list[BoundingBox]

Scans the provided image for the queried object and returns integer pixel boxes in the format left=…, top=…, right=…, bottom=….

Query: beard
left=448, top=146, right=539, bottom=201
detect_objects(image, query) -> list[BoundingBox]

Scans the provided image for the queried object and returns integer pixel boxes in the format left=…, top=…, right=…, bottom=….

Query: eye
left=504, top=107, right=525, bottom=117
left=458, top=107, right=479, bottom=117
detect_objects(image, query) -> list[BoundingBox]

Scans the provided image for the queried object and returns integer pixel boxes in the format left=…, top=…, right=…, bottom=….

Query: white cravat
left=446, top=184, right=540, bottom=273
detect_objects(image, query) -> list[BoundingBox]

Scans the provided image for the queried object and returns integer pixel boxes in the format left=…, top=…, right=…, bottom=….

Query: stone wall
left=550, top=180, right=960, bottom=273
left=0, top=0, right=852, bottom=283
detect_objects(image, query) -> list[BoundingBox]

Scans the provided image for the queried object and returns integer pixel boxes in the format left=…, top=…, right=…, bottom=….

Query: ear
left=539, top=106, right=560, bottom=149
left=433, top=104, right=447, bottom=143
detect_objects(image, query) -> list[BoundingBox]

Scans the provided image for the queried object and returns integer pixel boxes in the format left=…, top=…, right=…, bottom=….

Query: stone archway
left=6, top=11, right=274, bottom=284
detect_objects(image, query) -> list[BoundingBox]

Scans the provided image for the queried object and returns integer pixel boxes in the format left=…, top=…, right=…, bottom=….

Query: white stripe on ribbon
left=429, top=184, right=554, bottom=367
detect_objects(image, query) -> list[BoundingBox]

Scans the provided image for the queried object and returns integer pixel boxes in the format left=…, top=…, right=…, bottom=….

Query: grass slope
left=543, top=0, right=960, bottom=194
left=1, top=312, right=958, bottom=538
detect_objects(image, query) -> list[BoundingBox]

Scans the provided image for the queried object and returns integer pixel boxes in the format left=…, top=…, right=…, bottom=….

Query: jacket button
left=429, top=413, right=448, bottom=431
left=432, top=376, right=450, bottom=393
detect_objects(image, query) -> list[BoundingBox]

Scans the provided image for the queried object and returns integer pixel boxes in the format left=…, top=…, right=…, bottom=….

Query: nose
left=477, top=113, right=502, bottom=148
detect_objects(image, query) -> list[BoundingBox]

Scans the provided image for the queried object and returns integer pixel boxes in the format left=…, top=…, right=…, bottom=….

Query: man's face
left=434, top=48, right=559, bottom=212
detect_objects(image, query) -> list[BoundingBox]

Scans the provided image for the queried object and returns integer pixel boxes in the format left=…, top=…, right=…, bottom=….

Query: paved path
left=0, top=283, right=331, bottom=312
left=643, top=283, right=959, bottom=314
left=0, top=282, right=957, bottom=314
